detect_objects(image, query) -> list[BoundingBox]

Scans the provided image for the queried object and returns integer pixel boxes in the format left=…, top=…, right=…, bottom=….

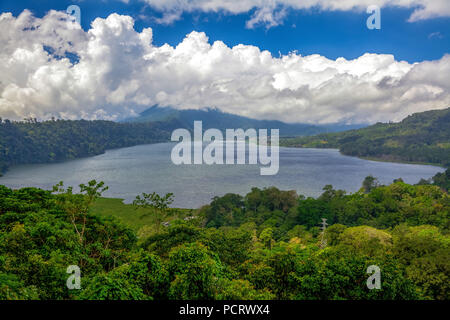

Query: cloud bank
left=0, top=10, right=449, bottom=124
left=143, top=0, right=450, bottom=27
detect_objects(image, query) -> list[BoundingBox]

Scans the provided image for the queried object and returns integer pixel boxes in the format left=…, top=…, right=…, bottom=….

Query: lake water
left=0, top=143, right=444, bottom=208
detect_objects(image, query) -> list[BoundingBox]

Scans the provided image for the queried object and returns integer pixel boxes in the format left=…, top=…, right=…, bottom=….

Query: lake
left=0, top=143, right=444, bottom=208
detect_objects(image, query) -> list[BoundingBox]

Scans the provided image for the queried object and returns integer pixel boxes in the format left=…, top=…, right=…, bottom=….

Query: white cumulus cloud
left=0, top=10, right=449, bottom=124
left=141, top=0, right=450, bottom=27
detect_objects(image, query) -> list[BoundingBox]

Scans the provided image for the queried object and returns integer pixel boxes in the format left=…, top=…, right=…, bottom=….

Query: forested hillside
left=0, top=174, right=448, bottom=300
left=0, top=119, right=175, bottom=175
left=281, top=108, right=450, bottom=167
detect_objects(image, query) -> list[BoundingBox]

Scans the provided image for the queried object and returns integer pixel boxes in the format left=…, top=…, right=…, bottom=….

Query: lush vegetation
left=281, top=108, right=450, bottom=167
left=1, top=107, right=448, bottom=300
left=0, top=118, right=175, bottom=175
left=0, top=172, right=448, bottom=300
left=432, top=169, right=450, bottom=192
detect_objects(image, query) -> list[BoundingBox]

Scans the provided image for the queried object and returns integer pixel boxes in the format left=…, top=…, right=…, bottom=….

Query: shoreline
left=282, top=145, right=447, bottom=169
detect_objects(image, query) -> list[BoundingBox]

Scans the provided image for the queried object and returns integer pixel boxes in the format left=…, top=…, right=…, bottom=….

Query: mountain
left=281, top=108, right=450, bottom=167
left=123, top=105, right=365, bottom=137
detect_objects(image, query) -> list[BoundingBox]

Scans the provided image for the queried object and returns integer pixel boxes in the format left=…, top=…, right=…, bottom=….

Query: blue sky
left=1, top=0, right=449, bottom=63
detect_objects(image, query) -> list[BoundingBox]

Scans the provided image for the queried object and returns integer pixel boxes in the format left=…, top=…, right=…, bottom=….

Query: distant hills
left=281, top=108, right=450, bottom=167
left=0, top=120, right=172, bottom=175
left=123, top=105, right=365, bottom=137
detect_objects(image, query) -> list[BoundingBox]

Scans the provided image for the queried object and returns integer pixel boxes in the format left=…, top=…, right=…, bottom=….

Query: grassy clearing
left=92, top=197, right=197, bottom=238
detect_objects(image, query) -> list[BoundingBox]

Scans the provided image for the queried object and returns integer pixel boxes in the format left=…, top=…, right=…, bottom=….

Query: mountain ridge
left=123, top=105, right=366, bottom=137
left=281, top=107, right=450, bottom=167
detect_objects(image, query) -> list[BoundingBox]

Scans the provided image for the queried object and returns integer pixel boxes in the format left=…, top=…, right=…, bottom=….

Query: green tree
left=259, top=228, right=274, bottom=250
left=167, top=242, right=223, bottom=300
left=362, top=175, right=379, bottom=193
left=133, top=192, right=174, bottom=232
left=79, top=272, right=148, bottom=300
left=52, top=180, right=108, bottom=245
left=433, top=168, right=450, bottom=192
left=392, top=225, right=449, bottom=299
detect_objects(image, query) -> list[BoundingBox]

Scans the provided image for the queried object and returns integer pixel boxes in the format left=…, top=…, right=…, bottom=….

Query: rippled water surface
left=0, top=143, right=444, bottom=208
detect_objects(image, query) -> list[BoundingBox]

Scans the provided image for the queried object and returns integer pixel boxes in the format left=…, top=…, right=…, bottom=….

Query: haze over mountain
left=123, top=105, right=365, bottom=137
